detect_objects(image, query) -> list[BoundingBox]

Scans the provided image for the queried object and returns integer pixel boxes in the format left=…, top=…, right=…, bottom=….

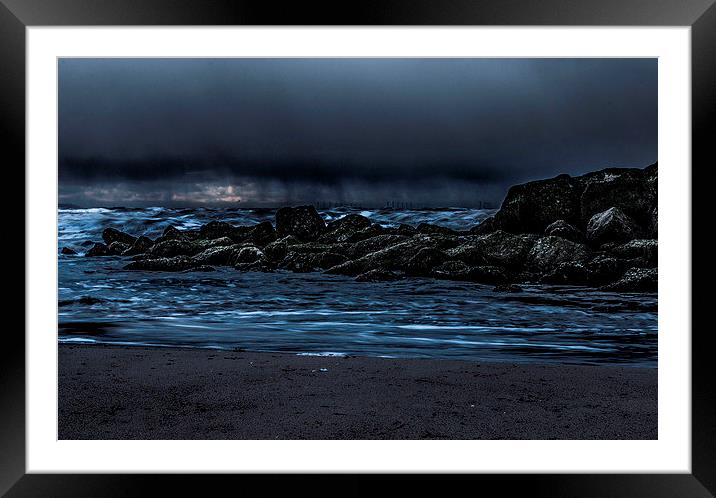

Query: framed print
left=5, top=0, right=713, bottom=495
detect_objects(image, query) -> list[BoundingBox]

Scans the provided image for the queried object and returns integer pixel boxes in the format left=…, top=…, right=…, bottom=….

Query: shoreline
left=59, top=343, right=657, bottom=440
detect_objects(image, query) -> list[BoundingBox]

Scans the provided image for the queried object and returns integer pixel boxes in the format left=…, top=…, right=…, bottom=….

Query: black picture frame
left=4, top=0, right=712, bottom=495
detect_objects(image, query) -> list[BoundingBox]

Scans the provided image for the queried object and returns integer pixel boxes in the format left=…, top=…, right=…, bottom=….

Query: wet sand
left=58, top=344, right=657, bottom=440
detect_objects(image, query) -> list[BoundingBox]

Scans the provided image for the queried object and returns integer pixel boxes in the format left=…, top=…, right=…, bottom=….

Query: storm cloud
left=58, top=58, right=657, bottom=207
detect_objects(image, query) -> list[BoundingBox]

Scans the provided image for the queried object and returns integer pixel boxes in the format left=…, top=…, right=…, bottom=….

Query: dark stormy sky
left=58, top=58, right=657, bottom=208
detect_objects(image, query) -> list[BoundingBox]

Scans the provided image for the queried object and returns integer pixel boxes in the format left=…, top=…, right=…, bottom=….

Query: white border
left=27, top=27, right=691, bottom=473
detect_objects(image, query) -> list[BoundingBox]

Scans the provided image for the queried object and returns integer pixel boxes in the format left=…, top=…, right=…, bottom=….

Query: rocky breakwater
left=70, top=164, right=657, bottom=293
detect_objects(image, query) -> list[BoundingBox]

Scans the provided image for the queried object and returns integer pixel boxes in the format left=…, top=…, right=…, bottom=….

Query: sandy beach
left=58, top=344, right=657, bottom=440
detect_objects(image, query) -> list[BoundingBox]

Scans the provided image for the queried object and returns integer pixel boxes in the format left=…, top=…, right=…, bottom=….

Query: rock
left=198, top=221, right=238, bottom=240
left=447, top=231, right=536, bottom=269
left=233, top=246, right=265, bottom=265
left=526, top=236, right=590, bottom=274
left=355, top=268, right=401, bottom=282
left=328, top=235, right=455, bottom=276
left=348, top=234, right=408, bottom=259
left=102, top=227, right=137, bottom=246
left=124, top=256, right=202, bottom=272
left=234, top=260, right=275, bottom=272
left=314, top=252, right=348, bottom=270
left=181, top=265, right=215, bottom=273
left=579, top=166, right=656, bottom=228
left=493, top=284, right=523, bottom=293
left=584, top=255, right=629, bottom=286
left=107, top=241, right=131, bottom=255
left=610, top=239, right=658, bottom=267
left=146, top=239, right=202, bottom=258
left=601, top=268, right=657, bottom=292
left=262, top=236, right=300, bottom=262
left=396, top=224, right=417, bottom=235
left=161, top=225, right=186, bottom=241
left=345, top=224, right=386, bottom=243
left=465, top=265, right=510, bottom=285
left=586, top=207, right=640, bottom=246
left=86, top=242, right=110, bottom=257
left=280, top=251, right=348, bottom=273
left=431, top=260, right=472, bottom=280
left=416, top=223, right=458, bottom=236
left=289, top=242, right=347, bottom=255
left=319, top=214, right=372, bottom=243
left=60, top=247, right=77, bottom=255
left=246, top=221, right=277, bottom=247
left=404, top=248, right=448, bottom=276
left=263, top=239, right=288, bottom=263
left=493, top=173, right=581, bottom=233
left=191, top=244, right=244, bottom=266
left=650, top=207, right=658, bottom=238
left=540, top=262, right=590, bottom=286
left=122, top=236, right=153, bottom=256
left=544, top=220, right=584, bottom=243
left=275, top=205, right=326, bottom=241
left=279, top=252, right=319, bottom=272
left=469, top=216, right=496, bottom=235
left=487, top=164, right=657, bottom=234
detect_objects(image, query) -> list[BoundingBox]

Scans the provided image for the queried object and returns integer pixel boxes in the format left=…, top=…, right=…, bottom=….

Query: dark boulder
left=396, top=224, right=418, bottom=236
left=263, top=236, right=301, bottom=262
left=348, top=234, right=408, bottom=259
left=279, top=252, right=318, bottom=273
left=233, top=246, right=265, bottom=265
left=493, top=173, right=581, bottom=233
left=544, top=220, right=584, bottom=243
left=107, top=241, right=131, bottom=255
left=465, top=265, right=510, bottom=285
left=601, top=268, right=657, bottom=292
left=275, top=205, right=326, bottom=241
left=319, top=214, right=372, bottom=243
left=493, top=284, right=523, bottom=293
left=181, top=265, right=215, bottom=273
left=60, top=247, right=77, bottom=255
left=355, top=268, right=401, bottom=282
left=586, top=207, right=640, bottom=246
left=314, top=252, right=348, bottom=270
left=585, top=255, right=630, bottom=286
left=86, top=242, right=110, bottom=257
left=102, top=227, right=137, bottom=246
left=578, top=166, right=656, bottom=228
left=469, top=216, right=496, bottom=235
left=198, top=221, right=239, bottom=240
left=526, top=236, right=590, bottom=274
left=234, top=260, right=275, bottom=272
left=610, top=239, right=658, bottom=267
left=280, top=251, right=347, bottom=273
left=487, top=164, right=657, bottom=235
left=192, top=244, right=244, bottom=266
left=146, top=239, right=202, bottom=258
left=416, top=223, right=458, bottom=236
left=122, top=236, right=153, bottom=256
left=404, top=247, right=448, bottom=276
left=161, top=225, right=186, bottom=241
left=447, top=230, right=536, bottom=269
left=430, top=260, right=472, bottom=281
left=345, top=224, right=386, bottom=243
left=245, top=221, right=277, bottom=247
left=124, top=256, right=202, bottom=272
left=540, top=262, right=590, bottom=286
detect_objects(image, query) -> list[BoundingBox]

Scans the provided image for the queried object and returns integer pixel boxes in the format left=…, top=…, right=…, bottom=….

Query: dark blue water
left=58, top=207, right=657, bottom=367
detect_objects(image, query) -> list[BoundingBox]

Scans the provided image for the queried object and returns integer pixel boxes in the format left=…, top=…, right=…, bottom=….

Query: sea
left=58, top=206, right=657, bottom=367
